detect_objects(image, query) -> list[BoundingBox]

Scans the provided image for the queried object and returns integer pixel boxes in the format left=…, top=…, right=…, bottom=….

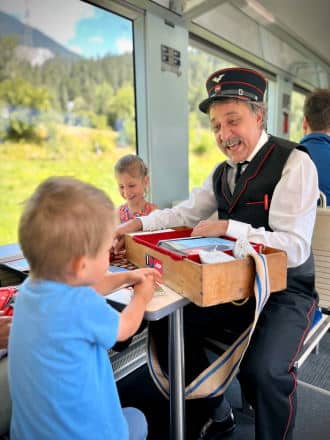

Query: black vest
left=213, top=136, right=306, bottom=230
left=212, top=135, right=317, bottom=297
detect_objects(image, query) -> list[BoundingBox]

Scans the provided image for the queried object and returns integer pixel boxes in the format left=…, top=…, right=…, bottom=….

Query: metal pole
left=169, top=307, right=186, bottom=440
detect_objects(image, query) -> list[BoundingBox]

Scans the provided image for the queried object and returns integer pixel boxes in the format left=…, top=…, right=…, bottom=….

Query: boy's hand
left=129, top=268, right=162, bottom=286
left=94, top=267, right=161, bottom=296
left=0, top=312, right=12, bottom=349
left=133, top=273, right=156, bottom=304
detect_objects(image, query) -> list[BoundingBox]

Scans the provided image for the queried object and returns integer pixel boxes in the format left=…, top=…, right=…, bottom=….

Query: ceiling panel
left=152, top=0, right=329, bottom=66
left=257, top=0, right=330, bottom=64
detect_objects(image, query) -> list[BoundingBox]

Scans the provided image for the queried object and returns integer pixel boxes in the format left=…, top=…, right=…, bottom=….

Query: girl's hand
left=113, top=219, right=143, bottom=254
left=110, top=249, right=126, bottom=262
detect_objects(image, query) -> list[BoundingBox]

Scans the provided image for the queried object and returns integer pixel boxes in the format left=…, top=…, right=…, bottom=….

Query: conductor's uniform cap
left=199, top=67, right=267, bottom=114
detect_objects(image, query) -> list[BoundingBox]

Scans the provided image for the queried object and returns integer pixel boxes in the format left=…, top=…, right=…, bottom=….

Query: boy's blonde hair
left=19, top=176, right=114, bottom=280
left=114, top=154, right=148, bottom=179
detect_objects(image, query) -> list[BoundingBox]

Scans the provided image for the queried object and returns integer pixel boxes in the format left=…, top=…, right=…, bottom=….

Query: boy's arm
left=0, top=312, right=12, bottom=349
left=93, top=268, right=161, bottom=295
left=116, top=274, right=155, bottom=341
left=93, top=271, right=131, bottom=294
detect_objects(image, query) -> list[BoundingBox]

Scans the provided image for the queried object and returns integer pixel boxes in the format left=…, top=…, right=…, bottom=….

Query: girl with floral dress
left=115, top=154, right=158, bottom=224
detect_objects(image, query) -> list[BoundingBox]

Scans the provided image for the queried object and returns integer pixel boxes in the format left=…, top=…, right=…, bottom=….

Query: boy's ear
left=144, top=175, right=150, bottom=187
left=70, top=255, right=87, bottom=278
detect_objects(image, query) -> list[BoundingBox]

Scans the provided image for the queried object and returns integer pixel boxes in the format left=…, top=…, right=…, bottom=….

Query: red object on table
left=0, top=286, right=18, bottom=316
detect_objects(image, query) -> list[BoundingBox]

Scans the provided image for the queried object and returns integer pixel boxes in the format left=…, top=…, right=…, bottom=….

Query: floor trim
left=298, top=379, right=330, bottom=396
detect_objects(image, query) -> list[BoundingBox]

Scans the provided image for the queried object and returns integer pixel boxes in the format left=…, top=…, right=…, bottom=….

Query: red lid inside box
left=132, top=229, right=242, bottom=263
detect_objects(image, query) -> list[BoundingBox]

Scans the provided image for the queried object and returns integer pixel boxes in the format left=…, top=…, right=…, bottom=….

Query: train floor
left=117, top=332, right=330, bottom=440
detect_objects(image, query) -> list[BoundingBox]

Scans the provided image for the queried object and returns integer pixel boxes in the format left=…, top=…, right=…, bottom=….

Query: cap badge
left=212, top=74, right=225, bottom=83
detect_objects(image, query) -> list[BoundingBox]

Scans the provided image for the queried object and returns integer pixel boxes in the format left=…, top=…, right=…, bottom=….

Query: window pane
left=188, top=46, right=231, bottom=189
left=266, top=78, right=276, bottom=135
left=0, top=0, right=135, bottom=244
left=290, top=90, right=306, bottom=143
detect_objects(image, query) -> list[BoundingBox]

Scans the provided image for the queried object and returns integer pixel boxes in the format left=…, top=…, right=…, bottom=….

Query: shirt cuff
left=227, top=219, right=250, bottom=239
left=140, top=215, right=153, bottom=231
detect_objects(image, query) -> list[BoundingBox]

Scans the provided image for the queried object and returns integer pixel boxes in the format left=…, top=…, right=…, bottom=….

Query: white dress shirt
left=141, top=131, right=319, bottom=267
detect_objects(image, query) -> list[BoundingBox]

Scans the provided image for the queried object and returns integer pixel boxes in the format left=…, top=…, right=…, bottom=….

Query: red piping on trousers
left=281, top=301, right=316, bottom=440
left=282, top=371, right=298, bottom=440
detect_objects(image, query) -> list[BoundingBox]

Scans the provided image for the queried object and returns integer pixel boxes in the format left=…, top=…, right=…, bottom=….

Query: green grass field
left=0, top=125, right=225, bottom=245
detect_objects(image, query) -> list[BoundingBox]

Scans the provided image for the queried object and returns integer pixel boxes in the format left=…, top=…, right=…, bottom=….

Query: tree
left=109, top=83, right=135, bottom=123
left=0, top=77, right=52, bottom=141
left=0, top=36, right=20, bottom=81
left=94, top=82, right=114, bottom=115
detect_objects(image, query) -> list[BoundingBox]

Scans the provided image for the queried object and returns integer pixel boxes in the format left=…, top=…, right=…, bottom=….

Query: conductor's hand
left=113, top=218, right=143, bottom=254
left=191, top=220, right=229, bottom=237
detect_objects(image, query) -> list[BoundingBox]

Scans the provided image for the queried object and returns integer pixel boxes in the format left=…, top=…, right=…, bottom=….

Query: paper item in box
left=199, top=250, right=235, bottom=264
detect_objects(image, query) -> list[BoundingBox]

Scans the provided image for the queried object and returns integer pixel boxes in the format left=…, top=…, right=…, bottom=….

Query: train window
left=188, top=46, right=231, bottom=189
left=290, top=89, right=306, bottom=143
left=0, top=0, right=135, bottom=244
left=265, top=78, right=276, bottom=135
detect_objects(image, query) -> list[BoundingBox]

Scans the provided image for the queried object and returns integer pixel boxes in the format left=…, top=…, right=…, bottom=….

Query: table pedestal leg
left=169, top=307, right=185, bottom=440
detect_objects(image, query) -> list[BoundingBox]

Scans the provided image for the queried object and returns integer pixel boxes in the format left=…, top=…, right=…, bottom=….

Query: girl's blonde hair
left=114, top=154, right=148, bottom=179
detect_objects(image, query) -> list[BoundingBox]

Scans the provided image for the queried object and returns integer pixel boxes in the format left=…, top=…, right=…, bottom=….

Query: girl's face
left=116, top=172, right=149, bottom=205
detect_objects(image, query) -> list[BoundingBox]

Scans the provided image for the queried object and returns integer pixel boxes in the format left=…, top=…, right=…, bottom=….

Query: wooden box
left=125, top=230, right=287, bottom=307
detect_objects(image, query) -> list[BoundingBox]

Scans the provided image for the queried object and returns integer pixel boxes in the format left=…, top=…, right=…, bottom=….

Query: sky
left=0, top=0, right=133, bottom=57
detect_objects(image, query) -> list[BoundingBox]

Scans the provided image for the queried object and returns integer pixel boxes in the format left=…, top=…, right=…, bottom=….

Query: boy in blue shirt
left=8, top=176, right=160, bottom=440
left=301, top=88, right=330, bottom=204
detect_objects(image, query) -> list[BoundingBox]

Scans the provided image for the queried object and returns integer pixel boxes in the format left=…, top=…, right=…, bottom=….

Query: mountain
left=0, top=10, right=80, bottom=62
